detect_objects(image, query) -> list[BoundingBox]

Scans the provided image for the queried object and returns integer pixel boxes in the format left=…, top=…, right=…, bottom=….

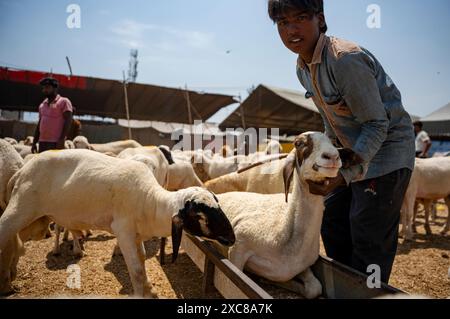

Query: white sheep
left=73, top=136, right=142, bottom=155
left=51, top=146, right=172, bottom=257
left=0, top=140, right=50, bottom=295
left=64, top=140, right=75, bottom=149
left=0, top=150, right=235, bottom=297
left=205, top=158, right=289, bottom=194
left=265, top=140, right=284, bottom=155
left=0, top=140, right=25, bottom=295
left=13, top=144, right=32, bottom=159
left=190, top=153, right=248, bottom=182
left=118, top=146, right=173, bottom=188
left=3, top=137, right=18, bottom=145
left=166, top=160, right=204, bottom=191
left=23, top=136, right=34, bottom=146
left=220, top=145, right=234, bottom=157
left=401, top=157, right=450, bottom=239
left=216, top=132, right=346, bottom=299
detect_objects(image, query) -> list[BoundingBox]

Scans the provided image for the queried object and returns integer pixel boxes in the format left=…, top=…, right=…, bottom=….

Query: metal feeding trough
left=180, top=234, right=404, bottom=299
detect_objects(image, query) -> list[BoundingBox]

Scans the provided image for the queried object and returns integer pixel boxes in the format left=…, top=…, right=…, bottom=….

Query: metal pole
left=66, top=56, right=73, bottom=80
left=122, top=71, right=132, bottom=140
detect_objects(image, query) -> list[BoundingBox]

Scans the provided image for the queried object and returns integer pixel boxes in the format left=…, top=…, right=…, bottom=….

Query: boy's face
left=276, top=9, right=324, bottom=58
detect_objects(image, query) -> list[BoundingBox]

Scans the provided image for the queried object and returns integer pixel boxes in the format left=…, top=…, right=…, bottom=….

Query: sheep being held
left=217, top=132, right=348, bottom=299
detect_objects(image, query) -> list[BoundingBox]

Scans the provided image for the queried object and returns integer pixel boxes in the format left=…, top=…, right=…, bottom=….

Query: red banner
left=0, top=67, right=87, bottom=89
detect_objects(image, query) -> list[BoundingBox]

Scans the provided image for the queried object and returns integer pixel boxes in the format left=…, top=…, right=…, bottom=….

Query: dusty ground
left=390, top=206, right=450, bottom=299
left=5, top=206, right=449, bottom=299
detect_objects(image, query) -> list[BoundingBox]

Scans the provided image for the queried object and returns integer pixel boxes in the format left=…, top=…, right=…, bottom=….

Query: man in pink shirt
left=32, top=78, right=73, bottom=153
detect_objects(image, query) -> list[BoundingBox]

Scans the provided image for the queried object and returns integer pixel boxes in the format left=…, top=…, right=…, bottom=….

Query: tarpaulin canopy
left=422, top=102, right=450, bottom=137
left=0, top=67, right=237, bottom=123
left=219, top=84, right=324, bottom=136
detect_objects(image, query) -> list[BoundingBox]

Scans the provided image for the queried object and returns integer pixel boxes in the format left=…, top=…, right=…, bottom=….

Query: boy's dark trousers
left=321, top=168, right=412, bottom=283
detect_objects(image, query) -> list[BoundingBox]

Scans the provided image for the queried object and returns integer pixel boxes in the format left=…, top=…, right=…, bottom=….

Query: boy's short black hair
left=413, top=121, right=424, bottom=129
left=268, top=0, right=327, bottom=33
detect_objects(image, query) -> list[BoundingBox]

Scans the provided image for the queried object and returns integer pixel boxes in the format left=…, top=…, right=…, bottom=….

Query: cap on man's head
left=39, top=77, right=59, bottom=88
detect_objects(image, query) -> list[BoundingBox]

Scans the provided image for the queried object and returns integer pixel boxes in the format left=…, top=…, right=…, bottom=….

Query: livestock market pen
left=180, top=234, right=403, bottom=299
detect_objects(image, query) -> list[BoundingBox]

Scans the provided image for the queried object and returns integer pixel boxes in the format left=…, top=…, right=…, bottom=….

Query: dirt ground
left=5, top=207, right=449, bottom=299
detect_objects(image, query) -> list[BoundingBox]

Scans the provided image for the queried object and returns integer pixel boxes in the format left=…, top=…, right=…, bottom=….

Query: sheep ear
left=283, top=154, right=296, bottom=203
left=338, top=148, right=364, bottom=169
left=171, top=215, right=184, bottom=263
left=159, top=146, right=175, bottom=165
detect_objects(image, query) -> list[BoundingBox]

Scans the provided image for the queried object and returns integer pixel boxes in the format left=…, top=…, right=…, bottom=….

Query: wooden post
left=239, top=94, right=246, bottom=130
left=122, top=71, right=132, bottom=140
left=184, top=85, right=194, bottom=148
left=202, top=258, right=216, bottom=295
left=159, top=237, right=166, bottom=265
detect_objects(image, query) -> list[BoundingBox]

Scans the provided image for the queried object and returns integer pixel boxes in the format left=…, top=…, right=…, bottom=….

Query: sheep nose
left=322, top=152, right=340, bottom=161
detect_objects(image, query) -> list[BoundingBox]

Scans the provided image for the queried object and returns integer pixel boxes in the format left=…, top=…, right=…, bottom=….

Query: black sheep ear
left=171, top=215, right=184, bottom=263
left=209, top=191, right=219, bottom=203
left=159, top=146, right=175, bottom=165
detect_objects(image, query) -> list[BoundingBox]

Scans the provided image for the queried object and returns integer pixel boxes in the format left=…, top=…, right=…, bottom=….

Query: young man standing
left=268, top=0, right=415, bottom=283
left=32, top=78, right=73, bottom=153
left=413, top=121, right=432, bottom=158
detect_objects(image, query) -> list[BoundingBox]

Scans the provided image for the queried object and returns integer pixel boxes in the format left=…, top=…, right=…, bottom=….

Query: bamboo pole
left=122, top=71, right=132, bottom=140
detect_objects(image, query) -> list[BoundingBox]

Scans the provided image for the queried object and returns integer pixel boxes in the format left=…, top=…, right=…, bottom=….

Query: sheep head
left=73, top=136, right=92, bottom=150
left=171, top=188, right=235, bottom=263
left=283, top=132, right=342, bottom=202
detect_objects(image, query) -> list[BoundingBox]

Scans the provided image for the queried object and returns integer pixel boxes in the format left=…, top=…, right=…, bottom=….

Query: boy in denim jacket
left=269, top=0, right=415, bottom=283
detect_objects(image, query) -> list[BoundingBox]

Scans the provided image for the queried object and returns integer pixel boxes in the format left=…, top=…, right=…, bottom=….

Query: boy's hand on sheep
left=307, top=173, right=346, bottom=196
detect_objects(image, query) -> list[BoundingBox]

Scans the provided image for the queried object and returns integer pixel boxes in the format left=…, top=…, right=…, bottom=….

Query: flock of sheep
left=0, top=132, right=449, bottom=299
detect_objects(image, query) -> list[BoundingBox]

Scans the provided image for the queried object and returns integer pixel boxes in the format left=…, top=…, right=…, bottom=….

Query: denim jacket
left=297, top=33, right=415, bottom=184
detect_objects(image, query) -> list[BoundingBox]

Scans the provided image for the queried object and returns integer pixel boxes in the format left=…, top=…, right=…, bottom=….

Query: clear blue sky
left=0, top=0, right=449, bottom=123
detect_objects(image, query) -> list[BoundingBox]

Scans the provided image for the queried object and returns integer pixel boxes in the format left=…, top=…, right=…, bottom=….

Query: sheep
left=265, top=140, right=284, bottom=155
left=190, top=153, right=248, bottom=182
left=0, top=140, right=23, bottom=211
left=13, top=144, right=32, bottom=159
left=0, top=149, right=235, bottom=297
left=22, top=150, right=92, bottom=257
left=0, top=140, right=25, bottom=295
left=220, top=145, right=234, bottom=157
left=23, top=136, right=34, bottom=146
left=401, top=157, right=450, bottom=240
left=205, top=158, right=289, bottom=194
left=64, top=140, right=75, bottom=149
left=119, top=146, right=203, bottom=264
left=167, top=160, right=204, bottom=191
left=147, top=147, right=204, bottom=191
left=72, top=135, right=91, bottom=149
left=118, top=146, right=174, bottom=188
left=53, top=146, right=174, bottom=257
left=73, top=136, right=142, bottom=155
left=3, top=137, right=18, bottom=145
left=0, top=140, right=50, bottom=295
left=215, top=132, right=348, bottom=299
